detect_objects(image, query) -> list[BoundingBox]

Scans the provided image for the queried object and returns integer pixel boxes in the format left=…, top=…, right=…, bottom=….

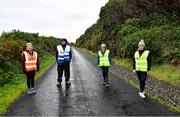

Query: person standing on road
left=133, top=39, right=151, bottom=99
left=21, top=42, right=39, bottom=95
left=56, top=38, right=72, bottom=86
left=97, top=44, right=112, bottom=87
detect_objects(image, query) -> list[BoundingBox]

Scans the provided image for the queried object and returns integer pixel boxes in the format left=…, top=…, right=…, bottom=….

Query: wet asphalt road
left=5, top=48, right=179, bottom=116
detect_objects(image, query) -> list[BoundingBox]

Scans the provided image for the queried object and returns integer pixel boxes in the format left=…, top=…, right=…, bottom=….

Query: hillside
left=75, top=0, right=180, bottom=65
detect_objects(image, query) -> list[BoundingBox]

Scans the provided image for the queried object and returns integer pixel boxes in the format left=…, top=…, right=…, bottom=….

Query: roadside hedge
left=0, top=30, right=59, bottom=86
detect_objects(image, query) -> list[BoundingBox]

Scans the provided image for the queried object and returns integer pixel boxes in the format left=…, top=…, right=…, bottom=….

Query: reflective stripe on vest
left=23, top=51, right=37, bottom=72
left=98, top=50, right=110, bottom=67
left=135, top=50, right=149, bottom=72
left=57, top=45, right=70, bottom=63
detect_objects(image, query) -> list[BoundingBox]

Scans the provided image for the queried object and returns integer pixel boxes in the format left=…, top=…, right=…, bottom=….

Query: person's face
left=61, top=41, right=66, bottom=45
left=26, top=44, right=33, bottom=51
left=138, top=45, right=145, bottom=50
left=101, top=46, right=106, bottom=51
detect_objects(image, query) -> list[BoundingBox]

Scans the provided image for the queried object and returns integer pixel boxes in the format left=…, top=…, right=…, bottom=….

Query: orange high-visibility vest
left=23, top=51, right=37, bottom=72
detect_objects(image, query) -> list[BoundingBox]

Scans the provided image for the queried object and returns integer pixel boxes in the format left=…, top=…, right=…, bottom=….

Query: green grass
left=151, top=64, right=180, bottom=85
left=78, top=47, right=180, bottom=112
left=79, top=47, right=180, bottom=86
left=0, top=55, right=56, bottom=116
left=78, top=47, right=180, bottom=86
left=79, top=48, right=97, bottom=56
left=114, top=58, right=132, bottom=69
left=114, top=58, right=180, bottom=86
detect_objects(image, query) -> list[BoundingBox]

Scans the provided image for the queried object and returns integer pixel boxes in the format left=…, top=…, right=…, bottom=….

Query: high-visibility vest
left=98, top=50, right=111, bottom=67
left=135, top=50, right=149, bottom=72
left=23, top=51, right=37, bottom=72
left=57, top=45, right=71, bottom=63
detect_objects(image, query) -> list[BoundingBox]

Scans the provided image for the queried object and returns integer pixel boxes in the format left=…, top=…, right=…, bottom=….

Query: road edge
left=76, top=47, right=180, bottom=113
left=0, top=56, right=56, bottom=116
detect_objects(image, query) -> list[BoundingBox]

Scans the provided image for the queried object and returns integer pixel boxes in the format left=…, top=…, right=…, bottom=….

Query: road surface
left=5, top=48, right=179, bottom=116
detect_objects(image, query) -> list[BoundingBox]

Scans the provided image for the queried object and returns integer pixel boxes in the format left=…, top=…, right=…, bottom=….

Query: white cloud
left=0, top=0, right=108, bottom=42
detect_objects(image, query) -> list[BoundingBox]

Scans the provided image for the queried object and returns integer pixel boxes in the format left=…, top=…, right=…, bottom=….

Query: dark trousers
left=136, top=71, right=147, bottom=92
left=57, top=62, right=70, bottom=82
left=25, top=71, right=35, bottom=89
left=101, top=67, right=109, bottom=82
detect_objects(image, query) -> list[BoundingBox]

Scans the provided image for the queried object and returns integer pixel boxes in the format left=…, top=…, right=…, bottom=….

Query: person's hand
left=133, top=70, right=136, bottom=74
left=147, top=71, right=150, bottom=76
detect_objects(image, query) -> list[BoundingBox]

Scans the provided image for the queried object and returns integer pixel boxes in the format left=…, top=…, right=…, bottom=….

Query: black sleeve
left=133, top=55, right=136, bottom=70
left=147, top=52, right=152, bottom=71
left=109, top=51, right=112, bottom=64
left=21, top=53, right=26, bottom=73
left=56, top=48, right=58, bottom=61
left=69, top=48, right=72, bottom=61
left=37, top=55, right=40, bottom=71
left=97, top=55, right=100, bottom=65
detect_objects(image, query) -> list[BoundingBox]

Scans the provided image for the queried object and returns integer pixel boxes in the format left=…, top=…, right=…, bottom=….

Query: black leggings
left=136, top=71, right=147, bottom=92
left=26, top=71, right=35, bottom=89
left=101, top=67, right=109, bottom=82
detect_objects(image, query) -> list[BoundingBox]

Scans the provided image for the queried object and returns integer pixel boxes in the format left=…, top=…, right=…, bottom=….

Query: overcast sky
left=0, top=0, right=108, bottom=42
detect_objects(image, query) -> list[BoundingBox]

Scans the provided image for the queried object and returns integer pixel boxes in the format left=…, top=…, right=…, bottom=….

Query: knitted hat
left=138, top=39, right=145, bottom=46
left=101, top=44, right=106, bottom=48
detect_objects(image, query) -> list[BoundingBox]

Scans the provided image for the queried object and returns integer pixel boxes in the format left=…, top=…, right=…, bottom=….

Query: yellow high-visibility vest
left=135, top=50, right=149, bottom=72
left=98, top=50, right=110, bottom=67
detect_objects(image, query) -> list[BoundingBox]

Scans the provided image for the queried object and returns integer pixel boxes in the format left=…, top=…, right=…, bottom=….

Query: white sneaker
left=31, top=88, right=36, bottom=94
left=57, top=82, right=61, bottom=86
left=139, top=92, right=146, bottom=99
left=27, top=89, right=32, bottom=95
left=139, top=92, right=142, bottom=97
left=141, top=93, right=146, bottom=98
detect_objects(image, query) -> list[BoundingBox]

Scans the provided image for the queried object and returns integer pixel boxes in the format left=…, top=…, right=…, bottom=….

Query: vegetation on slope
left=76, top=0, right=180, bottom=65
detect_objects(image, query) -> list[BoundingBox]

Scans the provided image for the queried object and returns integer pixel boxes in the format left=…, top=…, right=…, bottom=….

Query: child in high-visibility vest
left=97, top=44, right=112, bottom=87
left=133, top=40, right=151, bottom=99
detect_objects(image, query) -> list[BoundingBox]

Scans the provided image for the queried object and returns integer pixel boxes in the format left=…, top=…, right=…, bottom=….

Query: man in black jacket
left=56, top=38, right=72, bottom=86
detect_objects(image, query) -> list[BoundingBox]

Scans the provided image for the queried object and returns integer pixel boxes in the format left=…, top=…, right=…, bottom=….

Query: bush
left=0, top=72, right=18, bottom=86
left=76, top=0, right=180, bottom=65
left=0, top=30, right=59, bottom=86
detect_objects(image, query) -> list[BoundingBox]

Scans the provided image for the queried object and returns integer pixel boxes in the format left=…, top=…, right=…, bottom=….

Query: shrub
left=0, top=30, right=59, bottom=86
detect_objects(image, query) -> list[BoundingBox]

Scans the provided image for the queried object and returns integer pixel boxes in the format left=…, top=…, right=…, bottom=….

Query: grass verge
left=114, top=58, right=180, bottom=86
left=77, top=47, right=180, bottom=113
left=79, top=48, right=180, bottom=86
left=0, top=55, right=55, bottom=115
